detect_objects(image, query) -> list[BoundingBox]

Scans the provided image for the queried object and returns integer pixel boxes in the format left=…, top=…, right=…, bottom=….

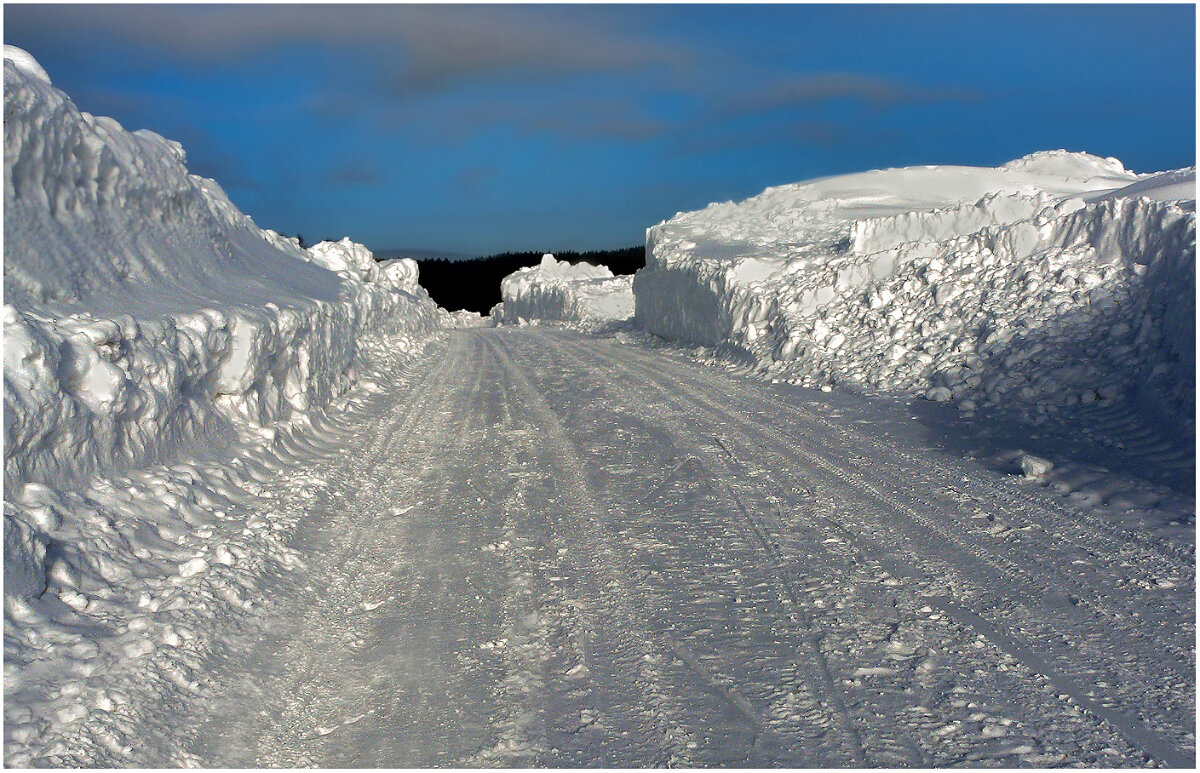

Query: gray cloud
left=722, top=73, right=983, bottom=116
left=659, top=72, right=981, bottom=159
left=521, top=98, right=670, bottom=141
left=451, top=165, right=501, bottom=192
left=671, top=119, right=850, bottom=157
left=525, top=116, right=669, bottom=142
left=371, top=96, right=671, bottom=146
left=324, top=162, right=382, bottom=188
left=6, top=4, right=685, bottom=94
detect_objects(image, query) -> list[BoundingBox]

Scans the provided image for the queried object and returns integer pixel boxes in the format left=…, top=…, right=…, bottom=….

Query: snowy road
left=194, top=328, right=1193, bottom=767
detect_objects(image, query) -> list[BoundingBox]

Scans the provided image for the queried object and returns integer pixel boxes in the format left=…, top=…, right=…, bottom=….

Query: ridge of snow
left=3, top=54, right=439, bottom=493
left=439, top=308, right=491, bottom=328
left=999, top=149, right=1131, bottom=180
left=4, top=51, right=440, bottom=764
left=1083, top=168, right=1197, bottom=206
left=634, top=153, right=1195, bottom=429
left=494, top=253, right=634, bottom=325
left=4, top=45, right=50, bottom=85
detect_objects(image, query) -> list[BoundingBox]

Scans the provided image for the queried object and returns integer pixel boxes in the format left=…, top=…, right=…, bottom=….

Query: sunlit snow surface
left=2, top=46, right=439, bottom=493
left=636, top=151, right=1195, bottom=434
left=4, top=45, right=1194, bottom=768
left=122, top=330, right=1198, bottom=767
left=493, top=253, right=635, bottom=326
left=3, top=47, right=440, bottom=765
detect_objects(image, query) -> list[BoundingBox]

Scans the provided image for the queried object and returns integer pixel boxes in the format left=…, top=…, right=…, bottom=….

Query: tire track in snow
left=190, top=337, right=467, bottom=765
left=621, top=333, right=1193, bottom=618
left=539, top=333, right=875, bottom=765
left=559, top=329, right=1193, bottom=767
left=194, top=327, right=1191, bottom=767
left=481, top=333, right=699, bottom=767
left=573, top=333, right=1196, bottom=737
left=229, top=334, right=503, bottom=766
left=502, top=331, right=871, bottom=765
left=511, top=335, right=858, bottom=765
left=568, top=333, right=1186, bottom=650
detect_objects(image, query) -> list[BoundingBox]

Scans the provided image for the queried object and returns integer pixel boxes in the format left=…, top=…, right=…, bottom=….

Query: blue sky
left=5, top=3, right=1195, bottom=256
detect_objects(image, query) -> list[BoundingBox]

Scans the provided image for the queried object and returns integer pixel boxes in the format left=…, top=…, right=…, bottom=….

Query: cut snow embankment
left=439, top=308, right=491, bottom=328
left=3, top=48, right=438, bottom=765
left=635, top=152, right=1195, bottom=434
left=3, top=51, right=436, bottom=494
left=493, top=253, right=634, bottom=326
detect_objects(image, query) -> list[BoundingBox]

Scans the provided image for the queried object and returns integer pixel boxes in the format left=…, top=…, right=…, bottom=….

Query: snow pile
left=304, top=238, right=382, bottom=283
left=635, top=152, right=1194, bottom=428
left=3, top=48, right=438, bottom=763
left=301, top=239, right=421, bottom=293
left=439, top=308, right=491, bottom=328
left=3, top=48, right=438, bottom=493
left=493, top=253, right=634, bottom=325
left=377, top=257, right=421, bottom=292
left=4, top=440, right=310, bottom=765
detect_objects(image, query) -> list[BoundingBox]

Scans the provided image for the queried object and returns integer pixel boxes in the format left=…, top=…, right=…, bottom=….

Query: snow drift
left=3, top=48, right=439, bottom=764
left=304, top=238, right=421, bottom=293
left=3, top=48, right=438, bottom=495
left=635, top=152, right=1195, bottom=429
left=440, top=308, right=491, bottom=328
left=493, top=253, right=634, bottom=325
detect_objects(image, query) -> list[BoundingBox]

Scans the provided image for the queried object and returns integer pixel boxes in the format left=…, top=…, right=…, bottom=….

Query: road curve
left=193, top=327, right=1194, bottom=767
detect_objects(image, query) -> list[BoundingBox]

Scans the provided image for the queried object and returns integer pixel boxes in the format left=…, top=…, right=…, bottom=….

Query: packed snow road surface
left=193, top=327, right=1192, bottom=768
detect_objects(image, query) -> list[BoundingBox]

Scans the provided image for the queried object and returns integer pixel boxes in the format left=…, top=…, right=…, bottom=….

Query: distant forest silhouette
left=407, top=247, right=645, bottom=313
left=276, top=234, right=645, bottom=314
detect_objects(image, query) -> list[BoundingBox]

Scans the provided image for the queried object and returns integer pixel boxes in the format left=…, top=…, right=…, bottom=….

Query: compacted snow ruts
left=170, top=328, right=1190, bottom=768
left=4, top=44, right=1193, bottom=769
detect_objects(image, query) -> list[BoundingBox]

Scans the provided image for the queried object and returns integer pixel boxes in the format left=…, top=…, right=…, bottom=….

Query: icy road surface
left=194, top=328, right=1193, bottom=768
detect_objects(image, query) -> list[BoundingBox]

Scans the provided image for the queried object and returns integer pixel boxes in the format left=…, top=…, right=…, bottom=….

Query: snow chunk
left=1000, top=150, right=1130, bottom=181
left=494, top=254, right=634, bottom=326
left=634, top=152, right=1194, bottom=431
left=378, top=257, right=421, bottom=292
left=439, top=308, right=491, bottom=328
left=306, top=239, right=381, bottom=284
left=3, top=52, right=440, bottom=491
left=4, top=511, right=48, bottom=600
left=1019, top=453, right=1055, bottom=479
left=4, top=46, right=51, bottom=85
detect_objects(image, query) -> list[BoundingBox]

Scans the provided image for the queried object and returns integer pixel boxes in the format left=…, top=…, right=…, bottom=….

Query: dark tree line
left=407, top=247, right=645, bottom=314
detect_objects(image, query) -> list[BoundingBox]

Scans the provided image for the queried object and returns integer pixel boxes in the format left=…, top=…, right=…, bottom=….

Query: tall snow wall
left=634, top=153, right=1195, bottom=428
left=3, top=48, right=439, bottom=496
left=494, top=253, right=634, bottom=325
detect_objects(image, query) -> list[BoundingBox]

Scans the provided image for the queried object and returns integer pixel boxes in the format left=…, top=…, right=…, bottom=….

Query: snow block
left=4, top=510, right=48, bottom=601
left=3, top=48, right=440, bottom=492
left=634, top=153, right=1195, bottom=428
left=494, top=253, right=634, bottom=325
left=439, top=308, right=491, bottom=328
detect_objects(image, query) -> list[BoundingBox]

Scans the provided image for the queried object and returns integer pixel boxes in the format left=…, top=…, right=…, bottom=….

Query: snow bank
left=493, top=253, right=634, bottom=325
left=377, top=256, right=421, bottom=292
left=4, top=48, right=439, bottom=763
left=439, top=308, right=491, bottom=328
left=302, top=239, right=421, bottom=293
left=304, top=238, right=382, bottom=283
left=3, top=48, right=438, bottom=494
left=635, top=152, right=1194, bottom=428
